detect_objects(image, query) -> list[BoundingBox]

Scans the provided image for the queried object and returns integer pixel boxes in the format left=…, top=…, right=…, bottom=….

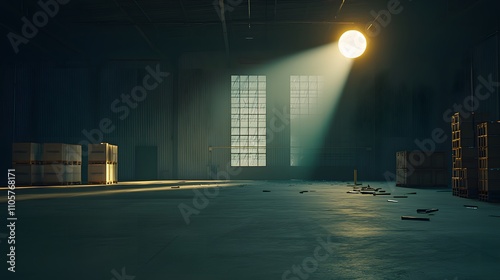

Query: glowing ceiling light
left=338, top=30, right=367, bottom=58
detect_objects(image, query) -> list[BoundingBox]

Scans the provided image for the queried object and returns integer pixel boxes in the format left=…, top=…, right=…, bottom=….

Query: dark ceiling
left=0, top=0, right=496, bottom=62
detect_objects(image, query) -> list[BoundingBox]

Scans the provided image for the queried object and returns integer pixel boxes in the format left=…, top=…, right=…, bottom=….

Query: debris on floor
left=417, top=208, right=439, bottom=214
left=464, top=205, right=478, bottom=209
left=406, top=192, right=417, bottom=195
left=263, top=190, right=271, bottom=192
left=401, top=216, right=430, bottom=221
left=387, top=199, right=398, bottom=203
left=360, top=190, right=376, bottom=194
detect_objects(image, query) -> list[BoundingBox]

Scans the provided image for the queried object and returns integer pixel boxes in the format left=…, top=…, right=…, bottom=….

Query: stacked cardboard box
left=396, top=151, right=447, bottom=187
left=477, top=121, right=500, bottom=202
left=12, top=143, right=43, bottom=185
left=88, top=143, right=118, bottom=184
left=42, top=143, right=82, bottom=185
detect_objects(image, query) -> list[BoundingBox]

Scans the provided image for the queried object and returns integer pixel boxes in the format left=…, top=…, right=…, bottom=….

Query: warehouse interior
left=1, top=0, right=500, bottom=279
left=2, top=0, right=499, bottom=181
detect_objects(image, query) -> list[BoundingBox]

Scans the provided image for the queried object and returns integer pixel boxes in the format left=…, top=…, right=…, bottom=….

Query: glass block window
left=231, top=75, right=266, bottom=166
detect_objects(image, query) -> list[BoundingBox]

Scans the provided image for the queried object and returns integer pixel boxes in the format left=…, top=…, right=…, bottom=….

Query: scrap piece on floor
left=387, top=199, right=398, bottom=203
left=417, top=208, right=439, bottom=214
left=464, top=205, right=478, bottom=209
left=394, top=195, right=408, bottom=198
left=378, top=190, right=386, bottom=193
left=406, top=192, right=417, bottom=194
left=401, top=216, right=430, bottom=221
left=360, top=191, right=375, bottom=194
left=299, top=191, right=309, bottom=194
left=347, top=190, right=359, bottom=194
left=263, top=190, right=271, bottom=192
left=171, top=186, right=180, bottom=189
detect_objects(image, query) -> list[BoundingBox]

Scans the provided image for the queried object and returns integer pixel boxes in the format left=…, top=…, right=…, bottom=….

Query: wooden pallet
left=457, top=187, right=478, bottom=199
left=88, top=181, right=115, bottom=185
left=88, top=161, right=117, bottom=165
left=478, top=190, right=500, bottom=202
left=42, top=161, right=82, bottom=165
left=12, top=161, right=43, bottom=165
left=40, top=181, right=82, bottom=186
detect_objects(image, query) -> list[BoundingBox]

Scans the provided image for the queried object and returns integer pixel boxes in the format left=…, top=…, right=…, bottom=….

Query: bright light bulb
left=338, top=30, right=367, bottom=58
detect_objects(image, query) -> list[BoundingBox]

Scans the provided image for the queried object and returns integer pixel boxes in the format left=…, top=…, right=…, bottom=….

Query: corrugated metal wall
left=176, top=69, right=234, bottom=179
left=98, top=61, right=173, bottom=181
left=177, top=69, right=211, bottom=179
left=4, top=61, right=173, bottom=182
left=473, top=33, right=499, bottom=120
left=206, top=70, right=232, bottom=179
left=35, top=66, right=94, bottom=142
left=0, top=64, right=15, bottom=175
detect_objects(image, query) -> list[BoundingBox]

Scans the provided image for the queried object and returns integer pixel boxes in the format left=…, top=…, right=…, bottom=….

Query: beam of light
left=338, top=30, right=367, bottom=58
left=254, top=42, right=353, bottom=174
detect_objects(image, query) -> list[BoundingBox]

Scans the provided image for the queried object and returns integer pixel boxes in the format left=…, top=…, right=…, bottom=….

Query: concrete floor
left=1, top=180, right=500, bottom=280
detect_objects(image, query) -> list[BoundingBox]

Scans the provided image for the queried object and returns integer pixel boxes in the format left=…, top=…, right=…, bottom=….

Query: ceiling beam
left=68, top=20, right=356, bottom=26
left=218, top=0, right=230, bottom=57
left=335, top=0, right=346, bottom=19
left=113, top=0, right=165, bottom=58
